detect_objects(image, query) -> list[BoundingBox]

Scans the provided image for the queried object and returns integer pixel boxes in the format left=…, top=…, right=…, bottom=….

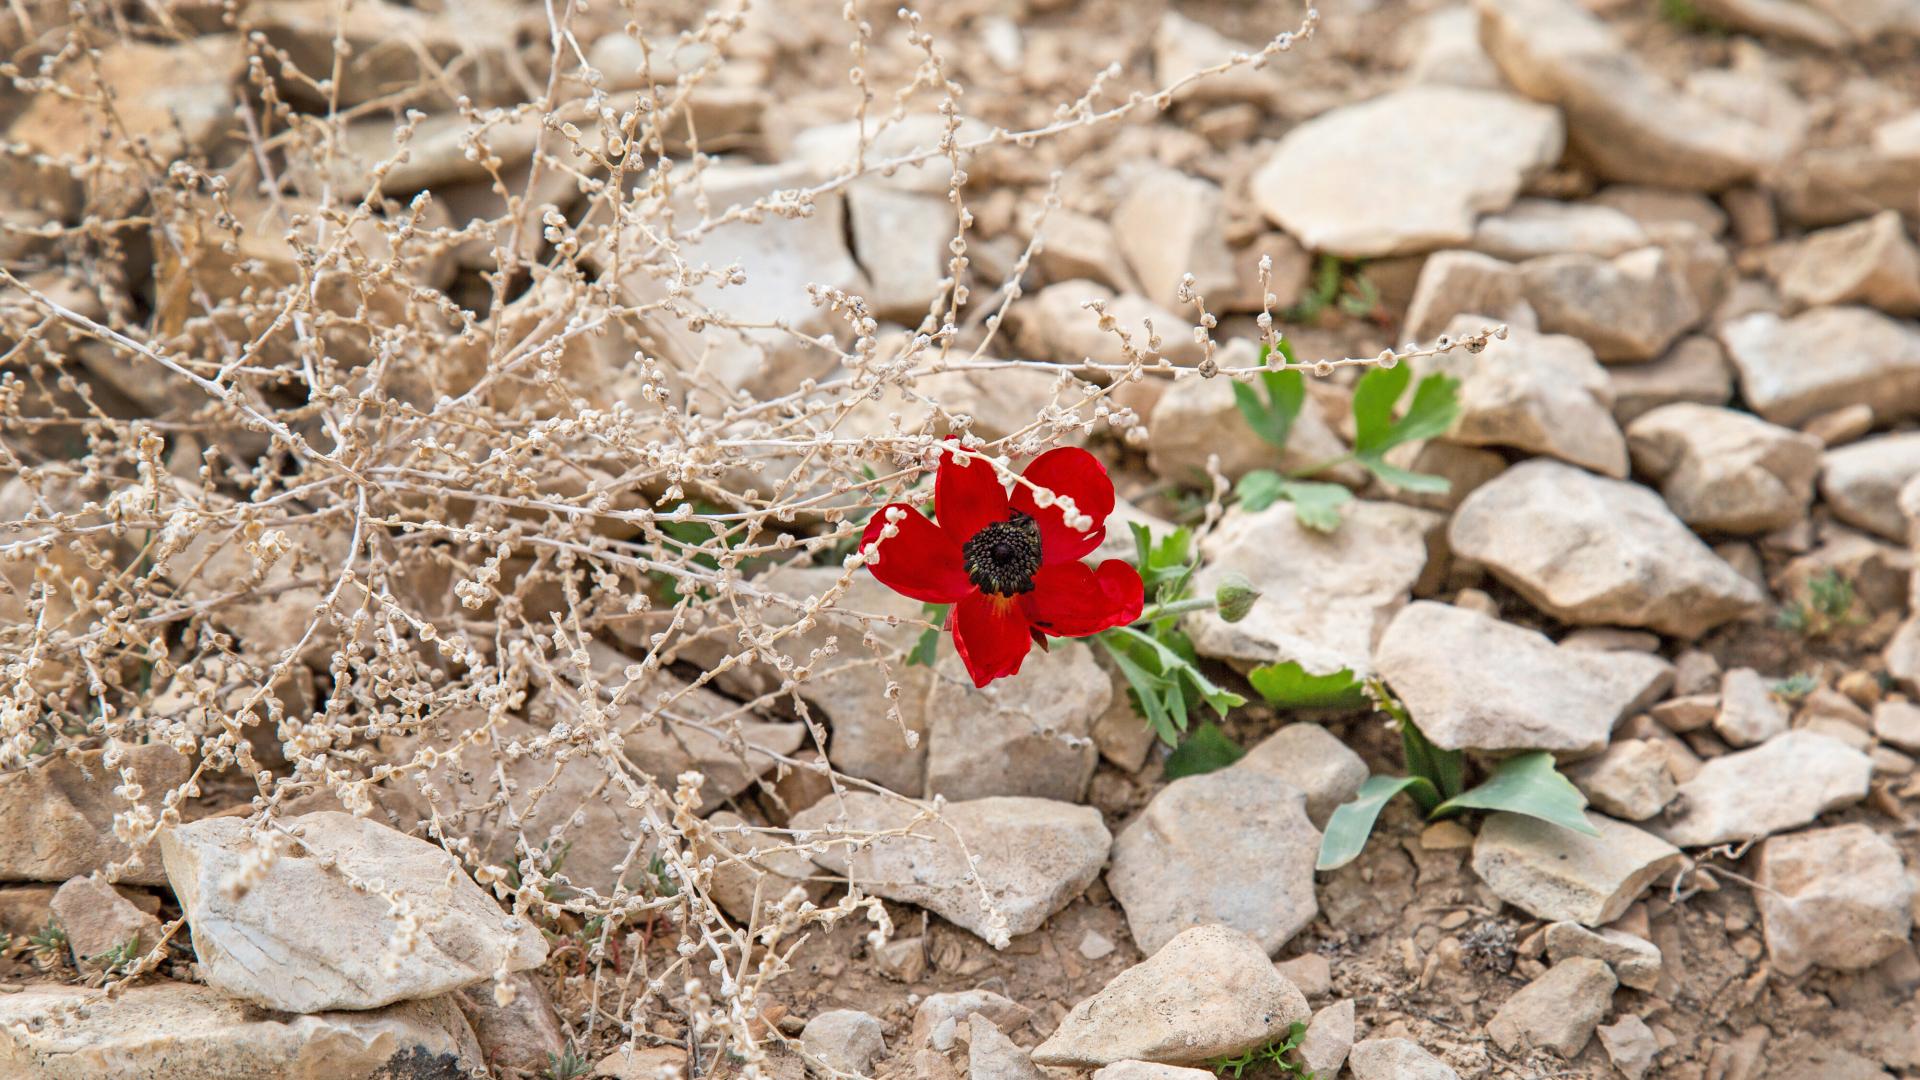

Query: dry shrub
left=0, top=0, right=1490, bottom=1070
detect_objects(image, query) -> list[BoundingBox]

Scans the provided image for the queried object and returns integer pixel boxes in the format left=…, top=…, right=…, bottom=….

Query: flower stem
left=1135, top=596, right=1217, bottom=623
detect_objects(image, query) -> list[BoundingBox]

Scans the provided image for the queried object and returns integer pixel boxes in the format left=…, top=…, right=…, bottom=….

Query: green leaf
left=1432, top=751, right=1600, bottom=836
left=1247, top=661, right=1368, bottom=709
left=1352, top=367, right=1462, bottom=458
left=1280, top=480, right=1352, bottom=532
left=1318, top=774, right=1439, bottom=871
left=1103, top=639, right=1181, bottom=746
left=1395, top=372, right=1464, bottom=446
left=1358, top=457, right=1452, bottom=495
left=1231, top=369, right=1306, bottom=451
left=1163, top=721, right=1245, bottom=780
left=1104, top=625, right=1246, bottom=720
left=1349, top=363, right=1411, bottom=456
left=1235, top=469, right=1286, bottom=511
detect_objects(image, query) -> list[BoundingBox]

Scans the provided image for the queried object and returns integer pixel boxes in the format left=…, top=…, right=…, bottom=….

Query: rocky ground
left=7, top=0, right=1920, bottom=1077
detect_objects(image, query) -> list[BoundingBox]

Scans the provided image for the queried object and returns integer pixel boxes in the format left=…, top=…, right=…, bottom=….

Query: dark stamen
left=963, top=512, right=1043, bottom=596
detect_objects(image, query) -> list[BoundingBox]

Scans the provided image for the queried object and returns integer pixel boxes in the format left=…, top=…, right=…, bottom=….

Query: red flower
left=861, top=443, right=1144, bottom=687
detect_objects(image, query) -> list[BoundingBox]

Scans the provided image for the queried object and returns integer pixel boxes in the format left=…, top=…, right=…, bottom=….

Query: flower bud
left=1214, top=573, right=1261, bottom=623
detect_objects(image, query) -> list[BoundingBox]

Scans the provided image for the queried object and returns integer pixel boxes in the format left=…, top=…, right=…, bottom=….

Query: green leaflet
left=1162, top=721, right=1245, bottom=780
left=1317, top=774, right=1439, bottom=871
left=1432, top=751, right=1600, bottom=836
left=1247, top=661, right=1368, bottom=709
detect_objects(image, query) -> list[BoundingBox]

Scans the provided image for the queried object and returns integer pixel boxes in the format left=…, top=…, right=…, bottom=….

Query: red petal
left=860, top=503, right=971, bottom=604
left=935, top=440, right=1010, bottom=543
left=950, top=592, right=1033, bottom=687
left=1011, top=447, right=1116, bottom=565
left=1023, top=559, right=1145, bottom=638
left=1094, top=558, right=1145, bottom=626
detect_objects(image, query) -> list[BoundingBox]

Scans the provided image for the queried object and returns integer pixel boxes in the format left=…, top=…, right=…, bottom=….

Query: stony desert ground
left=4, top=0, right=1920, bottom=1077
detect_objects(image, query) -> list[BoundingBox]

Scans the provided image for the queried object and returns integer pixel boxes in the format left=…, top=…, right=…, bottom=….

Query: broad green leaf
left=1349, top=362, right=1411, bottom=456
left=1231, top=368, right=1306, bottom=451
left=1433, top=751, right=1600, bottom=836
left=1394, top=372, right=1463, bottom=446
left=1235, top=469, right=1286, bottom=511
left=1280, top=479, right=1352, bottom=532
left=1358, top=456, right=1452, bottom=495
left=1247, top=661, right=1368, bottom=709
left=1317, top=774, right=1440, bottom=871
left=1163, top=721, right=1244, bottom=779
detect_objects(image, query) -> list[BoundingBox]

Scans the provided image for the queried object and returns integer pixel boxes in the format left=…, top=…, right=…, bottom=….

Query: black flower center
left=962, top=512, right=1042, bottom=596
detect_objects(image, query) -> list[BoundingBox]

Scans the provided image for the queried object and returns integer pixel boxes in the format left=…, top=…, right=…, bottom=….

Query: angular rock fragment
left=792, top=793, right=1109, bottom=948
left=1487, top=957, right=1616, bottom=1057
left=1472, top=812, right=1682, bottom=926
left=1757, top=823, right=1913, bottom=976
left=161, top=812, right=547, bottom=1012
left=1108, top=769, right=1320, bottom=956
left=1626, top=404, right=1820, bottom=535
left=1375, top=602, right=1671, bottom=754
left=1653, top=730, right=1873, bottom=847
left=1450, top=459, right=1765, bottom=637
left=1032, top=925, right=1309, bottom=1067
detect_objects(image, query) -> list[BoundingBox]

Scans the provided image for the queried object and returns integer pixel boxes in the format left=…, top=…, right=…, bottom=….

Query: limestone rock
left=1400, top=7, right=1503, bottom=90
left=1153, top=12, right=1284, bottom=106
left=792, top=793, right=1109, bottom=948
left=1107, top=770, right=1320, bottom=956
left=1544, top=923, right=1662, bottom=990
left=250, top=0, right=518, bottom=108
left=1234, top=724, right=1368, bottom=827
left=0, top=982, right=485, bottom=1079
left=847, top=184, right=953, bottom=321
left=593, top=1046, right=689, bottom=1079
left=1477, top=0, right=1788, bottom=190
left=1034, top=210, right=1138, bottom=293
left=1093, top=1064, right=1216, bottom=1080
left=454, top=972, right=566, bottom=1075
left=1518, top=247, right=1702, bottom=363
left=1609, top=336, right=1734, bottom=425
left=913, top=990, right=1026, bottom=1051
left=160, top=811, right=547, bottom=1012
left=1873, top=700, right=1920, bottom=751
left=1757, top=823, right=1913, bottom=976
left=1374, top=602, right=1672, bottom=754
left=1777, top=147, right=1920, bottom=228
left=1714, top=667, right=1788, bottom=747
left=1348, top=1038, right=1460, bottom=1080
left=1598, top=1015, right=1660, bottom=1080
left=608, top=160, right=864, bottom=400
left=1718, top=307, right=1920, bottom=426
left=1013, top=280, right=1204, bottom=368
left=1778, top=210, right=1920, bottom=315
left=1654, top=730, right=1874, bottom=847
left=923, top=641, right=1108, bottom=803
left=1252, top=86, right=1563, bottom=258
left=1821, top=432, right=1920, bottom=541
left=1565, top=740, right=1677, bottom=821
left=1032, top=925, right=1310, bottom=1067
left=1185, top=499, right=1437, bottom=678
left=1487, top=957, right=1617, bottom=1057
left=1449, top=459, right=1766, bottom=637
left=785, top=113, right=991, bottom=196
left=2, top=36, right=245, bottom=217
left=0, top=743, right=189, bottom=886
left=1114, top=167, right=1236, bottom=312
left=1300, top=999, right=1355, bottom=1077
left=1626, top=403, right=1821, bottom=534
left=1402, top=251, right=1527, bottom=345
left=49, top=875, right=162, bottom=973
left=1472, top=199, right=1650, bottom=261
left=1422, top=316, right=1627, bottom=477
left=802, top=1010, right=887, bottom=1074
left=969, top=1015, right=1044, bottom=1080
left=1471, top=812, right=1682, bottom=926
